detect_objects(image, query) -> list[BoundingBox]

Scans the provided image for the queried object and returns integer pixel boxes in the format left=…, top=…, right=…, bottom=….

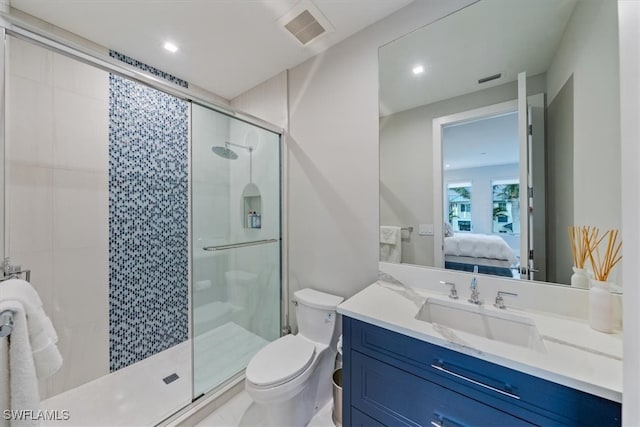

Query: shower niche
left=242, top=183, right=262, bottom=229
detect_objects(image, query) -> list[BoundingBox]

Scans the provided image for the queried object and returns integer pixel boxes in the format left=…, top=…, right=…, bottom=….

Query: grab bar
left=0, top=310, right=14, bottom=338
left=203, top=238, right=279, bottom=252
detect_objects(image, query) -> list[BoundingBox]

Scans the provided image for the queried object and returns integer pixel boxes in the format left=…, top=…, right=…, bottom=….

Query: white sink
left=415, top=297, right=546, bottom=352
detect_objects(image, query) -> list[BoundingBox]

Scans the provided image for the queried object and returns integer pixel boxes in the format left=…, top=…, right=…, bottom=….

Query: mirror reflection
left=379, top=0, right=621, bottom=288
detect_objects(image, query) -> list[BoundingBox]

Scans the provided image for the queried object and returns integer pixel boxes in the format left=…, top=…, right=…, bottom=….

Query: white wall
left=231, top=0, right=476, bottom=303
left=546, top=0, right=621, bottom=236
left=619, top=1, right=640, bottom=423
left=6, top=37, right=109, bottom=398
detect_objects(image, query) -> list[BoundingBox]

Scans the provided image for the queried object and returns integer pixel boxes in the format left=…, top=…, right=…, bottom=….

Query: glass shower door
left=191, top=104, right=281, bottom=397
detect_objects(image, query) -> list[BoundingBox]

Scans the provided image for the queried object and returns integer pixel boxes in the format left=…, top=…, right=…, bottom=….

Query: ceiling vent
left=285, top=10, right=326, bottom=45
left=279, top=0, right=334, bottom=46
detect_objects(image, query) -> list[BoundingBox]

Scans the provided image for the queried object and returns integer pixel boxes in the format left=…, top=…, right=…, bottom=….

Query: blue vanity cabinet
left=342, top=317, right=621, bottom=427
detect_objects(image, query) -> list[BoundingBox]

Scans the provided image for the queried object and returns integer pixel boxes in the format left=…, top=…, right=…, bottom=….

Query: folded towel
left=0, top=279, right=62, bottom=379
left=380, top=226, right=402, bottom=263
left=380, top=226, right=401, bottom=245
left=0, top=301, right=41, bottom=427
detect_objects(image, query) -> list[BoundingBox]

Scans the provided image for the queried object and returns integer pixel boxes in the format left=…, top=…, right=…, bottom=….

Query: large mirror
left=379, top=0, right=621, bottom=288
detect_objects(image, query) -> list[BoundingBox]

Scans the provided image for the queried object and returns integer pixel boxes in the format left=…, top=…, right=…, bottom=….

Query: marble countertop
left=337, top=280, right=622, bottom=403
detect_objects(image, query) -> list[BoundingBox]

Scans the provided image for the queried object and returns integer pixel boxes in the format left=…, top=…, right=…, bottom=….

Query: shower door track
left=202, top=239, right=279, bottom=252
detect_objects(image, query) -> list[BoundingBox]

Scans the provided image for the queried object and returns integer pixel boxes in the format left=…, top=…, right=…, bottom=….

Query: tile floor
left=195, top=390, right=336, bottom=427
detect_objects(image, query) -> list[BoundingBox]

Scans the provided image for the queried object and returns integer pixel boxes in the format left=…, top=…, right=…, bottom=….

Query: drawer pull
left=431, top=413, right=463, bottom=427
left=431, top=362, right=520, bottom=400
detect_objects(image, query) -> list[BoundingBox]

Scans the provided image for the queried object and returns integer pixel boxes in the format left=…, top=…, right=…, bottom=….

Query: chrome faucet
left=468, top=266, right=481, bottom=305
left=439, top=281, right=458, bottom=299
left=494, top=291, right=518, bottom=309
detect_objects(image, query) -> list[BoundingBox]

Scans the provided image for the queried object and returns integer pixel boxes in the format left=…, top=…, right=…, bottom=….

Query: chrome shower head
left=211, top=144, right=238, bottom=160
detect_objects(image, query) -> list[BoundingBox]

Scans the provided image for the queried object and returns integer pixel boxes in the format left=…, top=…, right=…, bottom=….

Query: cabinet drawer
left=351, top=351, right=534, bottom=427
left=351, top=407, right=385, bottom=426
left=345, top=317, right=621, bottom=426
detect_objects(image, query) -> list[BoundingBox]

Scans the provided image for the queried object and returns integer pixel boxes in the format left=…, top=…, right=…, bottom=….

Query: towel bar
left=0, top=310, right=14, bottom=338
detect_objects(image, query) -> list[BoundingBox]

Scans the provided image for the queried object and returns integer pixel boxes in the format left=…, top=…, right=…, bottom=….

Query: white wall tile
left=53, top=88, right=109, bottom=172
left=53, top=53, right=109, bottom=102
left=8, top=37, right=52, bottom=84
left=52, top=247, right=108, bottom=327
left=53, top=169, right=108, bottom=250
left=192, top=182, right=230, bottom=241
left=49, top=320, right=109, bottom=396
left=6, top=37, right=111, bottom=402
left=9, top=249, right=55, bottom=315
left=7, top=164, right=53, bottom=254
left=6, top=75, right=54, bottom=167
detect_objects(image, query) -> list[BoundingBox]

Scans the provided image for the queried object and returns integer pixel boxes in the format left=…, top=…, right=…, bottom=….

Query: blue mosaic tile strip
left=108, top=72, right=189, bottom=372
left=109, top=50, right=189, bottom=88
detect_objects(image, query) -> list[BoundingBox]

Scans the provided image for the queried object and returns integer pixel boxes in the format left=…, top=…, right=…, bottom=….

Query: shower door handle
left=203, top=238, right=278, bottom=252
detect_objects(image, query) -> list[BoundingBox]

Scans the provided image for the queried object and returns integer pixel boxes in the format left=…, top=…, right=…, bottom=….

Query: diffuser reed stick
left=568, top=225, right=598, bottom=269
left=585, top=228, right=622, bottom=282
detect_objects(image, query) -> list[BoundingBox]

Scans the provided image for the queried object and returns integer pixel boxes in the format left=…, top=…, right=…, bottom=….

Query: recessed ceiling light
left=163, top=42, right=178, bottom=53
left=445, top=164, right=451, bottom=168
left=412, top=65, right=424, bottom=75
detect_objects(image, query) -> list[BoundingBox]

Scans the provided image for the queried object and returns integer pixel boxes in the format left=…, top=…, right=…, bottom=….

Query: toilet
left=245, top=288, right=344, bottom=426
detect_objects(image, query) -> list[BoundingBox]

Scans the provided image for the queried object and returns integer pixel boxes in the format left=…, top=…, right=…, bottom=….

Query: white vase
left=570, top=267, right=589, bottom=289
left=589, top=279, right=614, bottom=333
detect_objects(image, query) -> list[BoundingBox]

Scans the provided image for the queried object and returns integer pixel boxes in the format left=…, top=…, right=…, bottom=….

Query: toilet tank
left=294, top=288, right=344, bottom=344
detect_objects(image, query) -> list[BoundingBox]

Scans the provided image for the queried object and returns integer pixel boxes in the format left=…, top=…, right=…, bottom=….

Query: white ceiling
left=11, top=0, right=414, bottom=100
left=379, top=0, right=577, bottom=116
left=443, top=111, right=518, bottom=170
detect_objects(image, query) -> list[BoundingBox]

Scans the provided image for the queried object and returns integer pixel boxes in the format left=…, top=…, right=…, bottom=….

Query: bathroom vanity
left=337, top=281, right=622, bottom=426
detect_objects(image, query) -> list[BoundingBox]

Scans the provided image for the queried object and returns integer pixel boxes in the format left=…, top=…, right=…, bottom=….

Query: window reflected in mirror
left=492, top=180, right=520, bottom=235
left=447, top=182, right=472, bottom=232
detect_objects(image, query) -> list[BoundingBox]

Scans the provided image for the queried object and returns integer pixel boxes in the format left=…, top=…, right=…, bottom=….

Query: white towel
left=0, top=279, right=62, bottom=379
left=380, top=226, right=400, bottom=244
left=0, top=301, right=41, bottom=427
left=380, top=226, right=402, bottom=263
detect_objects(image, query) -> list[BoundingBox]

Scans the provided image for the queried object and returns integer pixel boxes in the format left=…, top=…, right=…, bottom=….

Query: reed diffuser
left=584, top=228, right=622, bottom=333
left=568, top=226, right=598, bottom=288
left=584, top=228, right=622, bottom=282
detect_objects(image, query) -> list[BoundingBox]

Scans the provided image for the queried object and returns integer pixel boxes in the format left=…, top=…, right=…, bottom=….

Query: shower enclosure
left=191, top=104, right=281, bottom=397
left=0, top=23, right=282, bottom=426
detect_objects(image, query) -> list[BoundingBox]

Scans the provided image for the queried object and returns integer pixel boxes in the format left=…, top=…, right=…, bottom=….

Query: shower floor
left=194, top=322, right=268, bottom=396
left=40, top=322, right=268, bottom=426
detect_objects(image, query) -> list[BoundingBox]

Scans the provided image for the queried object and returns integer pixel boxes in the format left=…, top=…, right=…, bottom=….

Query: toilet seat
left=246, top=335, right=316, bottom=388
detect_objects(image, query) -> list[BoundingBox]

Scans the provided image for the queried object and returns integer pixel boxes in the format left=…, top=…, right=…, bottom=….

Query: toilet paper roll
left=195, top=280, right=212, bottom=291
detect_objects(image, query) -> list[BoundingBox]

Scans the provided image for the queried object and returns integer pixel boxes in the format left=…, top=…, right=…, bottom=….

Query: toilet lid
left=246, top=335, right=316, bottom=387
